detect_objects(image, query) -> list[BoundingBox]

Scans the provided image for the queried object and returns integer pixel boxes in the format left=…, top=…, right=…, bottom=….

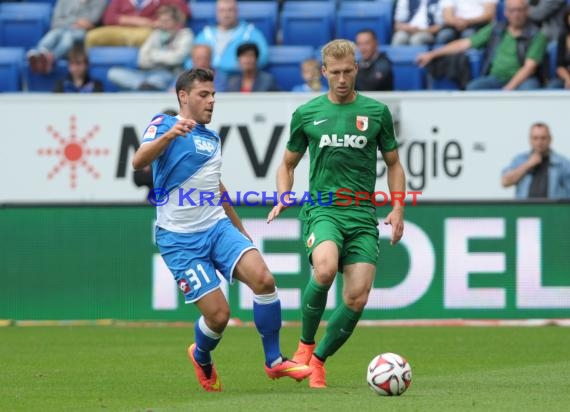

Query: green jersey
left=287, top=93, right=397, bottom=209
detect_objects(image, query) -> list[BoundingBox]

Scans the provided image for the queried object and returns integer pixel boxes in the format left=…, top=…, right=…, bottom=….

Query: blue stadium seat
left=25, top=59, right=67, bottom=92
left=0, top=3, right=52, bottom=48
left=281, top=2, right=335, bottom=48
left=238, top=2, right=278, bottom=44
left=88, top=47, right=138, bottom=92
left=0, top=2, right=52, bottom=19
left=383, top=45, right=427, bottom=91
left=188, top=2, right=216, bottom=36
left=336, top=1, right=393, bottom=45
left=21, top=0, right=57, bottom=5
left=267, top=45, right=314, bottom=91
left=0, top=47, right=24, bottom=91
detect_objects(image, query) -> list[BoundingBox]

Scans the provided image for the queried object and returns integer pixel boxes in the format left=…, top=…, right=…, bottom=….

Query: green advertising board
left=0, top=203, right=569, bottom=321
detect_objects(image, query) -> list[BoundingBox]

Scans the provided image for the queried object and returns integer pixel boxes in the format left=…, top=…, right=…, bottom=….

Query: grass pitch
left=1, top=325, right=569, bottom=412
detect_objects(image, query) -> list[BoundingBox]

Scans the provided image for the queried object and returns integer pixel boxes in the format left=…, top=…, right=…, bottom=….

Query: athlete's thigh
left=232, top=248, right=272, bottom=290
left=342, top=262, right=376, bottom=297
left=340, top=211, right=379, bottom=267
left=194, top=288, right=230, bottom=320
left=210, top=218, right=257, bottom=282
left=303, top=212, right=343, bottom=265
left=155, top=227, right=221, bottom=303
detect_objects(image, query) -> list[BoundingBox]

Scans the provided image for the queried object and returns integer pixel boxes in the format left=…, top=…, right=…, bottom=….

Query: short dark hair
left=356, top=29, right=377, bottom=40
left=157, top=5, right=186, bottom=25
left=236, top=42, right=259, bottom=58
left=67, top=44, right=88, bottom=63
left=175, top=68, right=214, bottom=104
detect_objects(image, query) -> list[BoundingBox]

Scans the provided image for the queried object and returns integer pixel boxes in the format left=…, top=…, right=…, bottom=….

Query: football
left=366, top=352, right=412, bottom=396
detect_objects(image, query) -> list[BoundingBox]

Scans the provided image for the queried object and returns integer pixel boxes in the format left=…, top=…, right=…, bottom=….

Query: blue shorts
left=156, top=218, right=256, bottom=303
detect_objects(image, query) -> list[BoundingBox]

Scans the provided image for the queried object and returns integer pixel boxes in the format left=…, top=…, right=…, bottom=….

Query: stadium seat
left=0, top=2, right=52, bottom=18
left=188, top=1, right=216, bottom=36
left=0, top=47, right=24, bottom=91
left=21, top=0, right=57, bottom=5
left=267, top=45, right=314, bottom=91
left=88, top=47, right=138, bottom=92
left=238, top=2, right=278, bottom=44
left=25, top=59, right=67, bottom=92
left=383, top=45, right=427, bottom=91
left=0, top=3, right=52, bottom=48
left=335, top=1, right=393, bottom=45
left=281, top=2, right=334, bottom=48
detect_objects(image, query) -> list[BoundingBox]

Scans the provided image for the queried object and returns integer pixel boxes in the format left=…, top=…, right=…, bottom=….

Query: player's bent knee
left=343, top=293, right=369, bottom=312
left=251, top=269, right=275, bottom=295
left=312, top=264, right=337, bottom=286
left=206, top=307, right=230, bottom=332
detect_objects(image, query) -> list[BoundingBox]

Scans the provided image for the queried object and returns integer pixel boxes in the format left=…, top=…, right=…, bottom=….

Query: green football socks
left=314, top=302, right=362, bottom=360
left=300, top=277, right=329, bottom=344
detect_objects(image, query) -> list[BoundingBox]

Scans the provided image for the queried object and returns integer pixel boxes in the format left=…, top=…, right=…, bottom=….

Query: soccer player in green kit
left=267, top=39, right=406, bottom=388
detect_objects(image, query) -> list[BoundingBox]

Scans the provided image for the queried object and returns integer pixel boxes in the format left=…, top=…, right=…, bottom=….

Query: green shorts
left=300, top=206, right=379, bottom=269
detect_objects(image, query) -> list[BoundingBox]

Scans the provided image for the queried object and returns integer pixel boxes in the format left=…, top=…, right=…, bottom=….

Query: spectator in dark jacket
left=528, top=0, right=566, bottom=41
left=53, top=45, right=103, bottom=93
left=226, top=43, right=279, bottom=92
left=355, top=29, right=394, bottom=91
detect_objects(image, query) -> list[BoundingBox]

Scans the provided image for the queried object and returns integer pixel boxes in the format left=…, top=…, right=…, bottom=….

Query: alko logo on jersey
left=319, top=134, right=368, bottom=148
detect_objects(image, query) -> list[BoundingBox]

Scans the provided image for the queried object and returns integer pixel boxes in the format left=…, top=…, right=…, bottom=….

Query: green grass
left=1, top=326, right=569, bottom=411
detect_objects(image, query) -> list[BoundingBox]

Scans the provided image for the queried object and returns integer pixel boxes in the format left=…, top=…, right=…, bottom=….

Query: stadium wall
left=1, top=203, right=569, bottom=321
left=1, top=92, right=570, bottom=203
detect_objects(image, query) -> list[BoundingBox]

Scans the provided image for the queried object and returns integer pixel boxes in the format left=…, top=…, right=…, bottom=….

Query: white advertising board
left=1, top=92, right=568, bottom=203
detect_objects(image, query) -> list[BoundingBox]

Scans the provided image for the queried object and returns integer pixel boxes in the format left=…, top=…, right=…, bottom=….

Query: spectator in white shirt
left=436, top=0, right=497, bottom=44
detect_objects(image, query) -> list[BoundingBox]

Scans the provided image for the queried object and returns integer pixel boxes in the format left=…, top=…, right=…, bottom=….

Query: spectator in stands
left=547, top=5, right=570, bottom=88
left=225, top=43, right=279, bottom=92
left=291, top=59, right=328, bottom=92
left=416, top=0, right=548, bottom=90
left=194, top=0, right=269, bottom=75
left=107, top=5, right=192, bottom=91
left=27, top=0, right=107, bottom=74
left=183, top=44, right=227, bottom=91
left=501, top=122, right=570, bottom=199
left=528, top=0, right=566, bottom=42
left=85, top=0, right=189, bottom=48
left=355, top=29, right=394, bottom=91
left=53, top=45, right=103, bottom=93
left=392, top=0, right=443, bottom=46
left=436, top=0, right=497, bottom=44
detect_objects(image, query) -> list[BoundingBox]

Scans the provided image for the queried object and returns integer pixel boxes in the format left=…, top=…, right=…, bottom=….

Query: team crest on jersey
left=177, top=279, right=191, bottom=294
left=307, top=232, right=315, bottom=248
left=356, top=116, right=368, bottom=132
left=193, top=135, right=217, bottom=156
left=143, top=125, right=157, bottom=140
left=356, top=116, right=368, bottom=131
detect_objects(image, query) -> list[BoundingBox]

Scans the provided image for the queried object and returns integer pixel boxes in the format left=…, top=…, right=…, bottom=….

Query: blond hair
left=321, top=39, right=356, bottom=66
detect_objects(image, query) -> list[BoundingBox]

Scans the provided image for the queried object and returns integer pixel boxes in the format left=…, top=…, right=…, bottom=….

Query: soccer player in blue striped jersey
left=132, top=68, right=312, bottom=392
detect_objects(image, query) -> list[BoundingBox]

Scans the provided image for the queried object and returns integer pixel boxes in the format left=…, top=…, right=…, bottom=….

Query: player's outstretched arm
left=132, top=118, right=196, bottom=170
left=267, top=149, right=304, bottom=223
left=383, top=149, right=406, bottom=245
left=220, top=181, right=252, bottom=241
